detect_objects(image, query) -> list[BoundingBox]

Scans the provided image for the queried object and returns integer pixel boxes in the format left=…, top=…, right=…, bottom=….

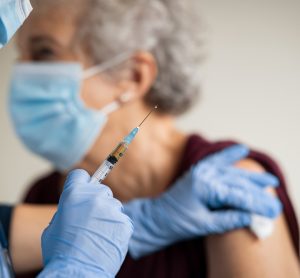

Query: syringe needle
left=138, top=105, right=158, bottom=127
left=92, top=105, right=158, bottom=183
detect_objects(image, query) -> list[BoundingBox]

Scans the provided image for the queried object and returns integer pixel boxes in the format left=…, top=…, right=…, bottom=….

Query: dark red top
left=18, top=134, right=299, bottom=278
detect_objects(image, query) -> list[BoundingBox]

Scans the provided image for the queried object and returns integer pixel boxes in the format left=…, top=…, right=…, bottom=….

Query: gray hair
left=33, top=0, right=205, bottom=115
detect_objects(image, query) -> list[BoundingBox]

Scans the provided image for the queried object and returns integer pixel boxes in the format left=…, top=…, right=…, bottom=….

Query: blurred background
left=0, top=0, right=299, bottom=217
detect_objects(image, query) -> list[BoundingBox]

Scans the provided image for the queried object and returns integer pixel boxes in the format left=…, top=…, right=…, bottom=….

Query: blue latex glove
left=124, top=145, right=282, bottom=259
left=38, top=169, right=133, bottom=278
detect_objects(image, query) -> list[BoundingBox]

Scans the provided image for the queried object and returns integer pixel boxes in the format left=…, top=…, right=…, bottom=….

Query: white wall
left=0, top=0, right=299, bottom=216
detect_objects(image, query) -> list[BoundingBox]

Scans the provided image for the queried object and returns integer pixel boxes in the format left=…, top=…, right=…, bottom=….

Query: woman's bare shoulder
left=206, top=158, right=300, bottom=278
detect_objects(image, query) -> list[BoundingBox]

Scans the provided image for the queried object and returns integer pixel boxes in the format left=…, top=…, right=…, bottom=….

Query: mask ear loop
left=83, top=52, right=134, bottom=79
left=100, top=91, right=135, bottom=116
left=82, top=52, right=136, bottom=115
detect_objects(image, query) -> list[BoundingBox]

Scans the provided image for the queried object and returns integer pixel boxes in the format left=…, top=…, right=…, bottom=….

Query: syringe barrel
left=91, top=141, right=129, bottom=183
left=90, top=159, right=115, bottom=183
left=110, top=141, right=129, bottom=162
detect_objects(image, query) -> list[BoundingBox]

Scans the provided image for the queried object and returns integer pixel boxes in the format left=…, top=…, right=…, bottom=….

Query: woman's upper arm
left=206, top=159, right=300, bottom=278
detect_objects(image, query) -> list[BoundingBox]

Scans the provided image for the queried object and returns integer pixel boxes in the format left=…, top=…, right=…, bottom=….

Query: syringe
left=91, top=106, right=158, bottom=184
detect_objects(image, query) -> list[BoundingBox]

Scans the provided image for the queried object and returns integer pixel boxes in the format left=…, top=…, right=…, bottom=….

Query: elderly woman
left=8, top=0, right=299, bottom=277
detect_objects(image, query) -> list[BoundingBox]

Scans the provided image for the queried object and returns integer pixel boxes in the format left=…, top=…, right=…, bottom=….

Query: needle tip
left=138, top=106, right=158, bottom=127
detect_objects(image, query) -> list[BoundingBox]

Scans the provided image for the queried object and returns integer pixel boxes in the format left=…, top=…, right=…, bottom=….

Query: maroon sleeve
left=22, top=171, right=61, bottom=205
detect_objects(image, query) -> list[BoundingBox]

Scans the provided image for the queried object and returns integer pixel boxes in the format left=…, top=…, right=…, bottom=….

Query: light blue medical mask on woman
left=9, top=54, right=133, bottom=171
left=0, top=0, right=32, bottom=48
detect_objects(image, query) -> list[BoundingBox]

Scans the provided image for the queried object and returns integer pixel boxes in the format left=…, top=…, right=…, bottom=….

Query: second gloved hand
left=38, top=169, right=133, bottom=278
left=124, top=145, right=282, bottom=259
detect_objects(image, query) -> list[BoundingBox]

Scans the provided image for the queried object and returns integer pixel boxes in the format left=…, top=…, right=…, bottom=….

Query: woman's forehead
left=19, top=8, right=79, bottom=48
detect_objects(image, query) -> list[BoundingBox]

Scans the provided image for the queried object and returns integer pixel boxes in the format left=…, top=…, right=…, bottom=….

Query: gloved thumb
left=64, top=169, right=90, bottom=191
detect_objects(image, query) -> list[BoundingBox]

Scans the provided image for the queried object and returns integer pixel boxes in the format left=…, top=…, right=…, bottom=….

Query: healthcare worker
left=1, top=1, right=133, bottom=277
left=0, top=0, right=283, bottom=277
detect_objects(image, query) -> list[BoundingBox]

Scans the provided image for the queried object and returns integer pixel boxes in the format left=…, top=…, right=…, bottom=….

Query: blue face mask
left=0, top=0, right=32, bottom=48
left=9, top=57, right=133, bottom=171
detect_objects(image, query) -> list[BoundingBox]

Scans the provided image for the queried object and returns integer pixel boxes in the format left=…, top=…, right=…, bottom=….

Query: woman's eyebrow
left=29, top=35, right=62, bottom=47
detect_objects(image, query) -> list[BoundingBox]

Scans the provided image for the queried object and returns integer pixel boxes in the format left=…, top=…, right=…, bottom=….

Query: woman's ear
left=133, top=51, right=158, bottom=96
left=118, top=51, right=158, bottom=100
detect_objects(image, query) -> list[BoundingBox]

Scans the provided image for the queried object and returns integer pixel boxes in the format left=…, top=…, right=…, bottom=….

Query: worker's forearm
left=10, top=205, right=57, bottom=274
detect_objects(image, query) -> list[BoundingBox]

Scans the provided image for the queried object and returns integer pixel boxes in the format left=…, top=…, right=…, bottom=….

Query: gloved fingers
left=64, top=169, right=90, bottom=190
left=221, top=166, right=279, bottom=188
left=191, top=145, right=250, bottom=182
left=212, top=182, right=282, bottom=218
left=210, top=210, right=252, bottom=233
left=219, top=174, right=279, bottom=191
left=203, top=145, right=250, bottom=167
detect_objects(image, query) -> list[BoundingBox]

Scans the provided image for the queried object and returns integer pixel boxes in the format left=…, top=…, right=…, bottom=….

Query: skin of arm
left=206, top=159, right=300, bottom=278
left=10, top=205, right=56, bottom=274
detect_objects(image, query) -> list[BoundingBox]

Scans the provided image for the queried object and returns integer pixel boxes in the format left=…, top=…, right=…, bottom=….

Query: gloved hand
left=124, top=145, right=282, bottom=259
left=38, top=169, right=133, bottom=278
